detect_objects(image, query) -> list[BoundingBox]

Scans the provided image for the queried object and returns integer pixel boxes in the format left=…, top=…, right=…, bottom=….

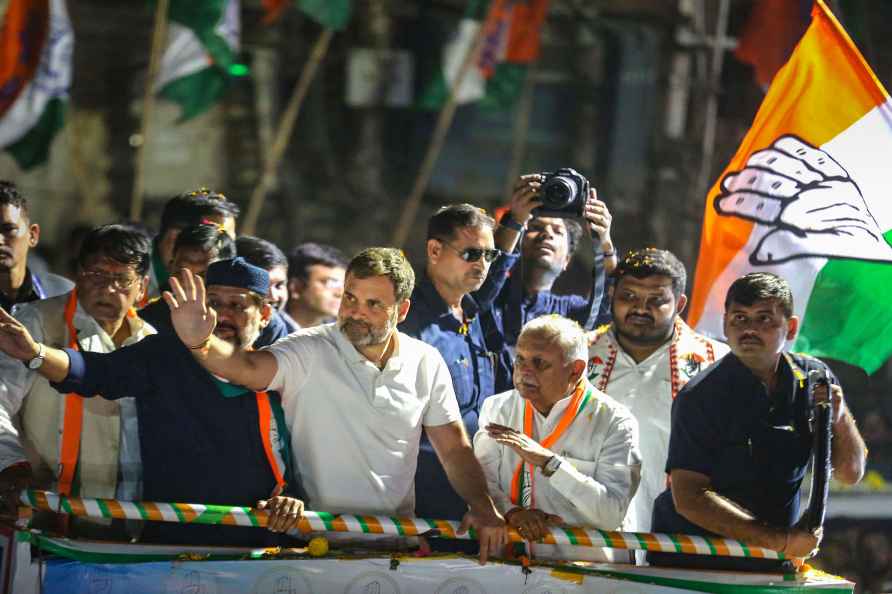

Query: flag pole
left=130, top=0, right=171, bottom=221
left=501, top=64, right=537, bottom=206
left=390, top=17, right=492, bottom=248
left=695, top=0, right=731, bottom=201
left=241, top=29, right=334, bottom=236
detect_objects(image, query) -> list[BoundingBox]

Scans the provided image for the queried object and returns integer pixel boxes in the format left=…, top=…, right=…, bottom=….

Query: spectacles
left=208, top=297, right=256, bottom=314
left=438, top=240, right=501, bottom=263
left=79, top=270, right=139, bottom=292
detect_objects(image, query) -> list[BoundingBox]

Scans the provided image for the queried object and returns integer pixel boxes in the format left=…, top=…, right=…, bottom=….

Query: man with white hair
left=474, top=315, right=641, bottom=561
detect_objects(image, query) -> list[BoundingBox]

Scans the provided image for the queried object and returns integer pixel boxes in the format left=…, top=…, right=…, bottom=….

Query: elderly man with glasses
left=0, top=224, right=153, bottom=539
left=399, top=204, right=516, bottom=540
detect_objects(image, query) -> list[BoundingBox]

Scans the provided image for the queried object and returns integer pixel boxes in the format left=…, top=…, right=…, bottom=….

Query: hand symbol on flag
left=714, top=135, right=892, bottom=265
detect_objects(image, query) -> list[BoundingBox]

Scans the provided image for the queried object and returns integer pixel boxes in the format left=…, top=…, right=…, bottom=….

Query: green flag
left=156, top=0, right=240, bottom=121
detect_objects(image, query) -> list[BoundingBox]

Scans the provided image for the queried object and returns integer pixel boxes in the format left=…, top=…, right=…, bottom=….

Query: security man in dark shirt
left=400, top=204, right=516, bottom=524
left=650, top=272, right=867, bottom=571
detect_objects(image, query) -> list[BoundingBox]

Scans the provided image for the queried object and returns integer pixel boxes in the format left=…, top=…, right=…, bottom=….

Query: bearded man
left=0, top=257, right=302, bottom=546
left=587, top=248, right=729, bottom=536
left=160, top=247, right=508, bottom=564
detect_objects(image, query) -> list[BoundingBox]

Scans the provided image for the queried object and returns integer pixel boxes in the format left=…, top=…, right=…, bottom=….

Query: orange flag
left=689, top=0, right=892, bottom=373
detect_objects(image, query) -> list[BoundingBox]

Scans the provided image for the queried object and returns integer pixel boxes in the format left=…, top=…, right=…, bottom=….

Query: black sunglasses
left=438, top=240, right=502, bottom=263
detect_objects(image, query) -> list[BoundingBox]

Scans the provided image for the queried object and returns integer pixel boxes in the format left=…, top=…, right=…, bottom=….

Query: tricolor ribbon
left=18, top=490, right=785, bottom=560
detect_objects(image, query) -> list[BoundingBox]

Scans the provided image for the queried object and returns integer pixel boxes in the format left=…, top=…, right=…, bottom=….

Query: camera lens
left=542, top=177, right=577, bottom=208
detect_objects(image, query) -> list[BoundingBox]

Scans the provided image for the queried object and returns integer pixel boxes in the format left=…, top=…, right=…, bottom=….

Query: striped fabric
left=21, top=489, right=784, bottom=561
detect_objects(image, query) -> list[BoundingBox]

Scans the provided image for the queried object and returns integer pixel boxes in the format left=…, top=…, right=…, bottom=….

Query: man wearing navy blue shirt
left=400, top=204, right=516, bottom=524
left=649, top=272, right=866, bottom=571
left=478, top=174, right=616, bottom=351
left=0, top=258, right=304, bottom=547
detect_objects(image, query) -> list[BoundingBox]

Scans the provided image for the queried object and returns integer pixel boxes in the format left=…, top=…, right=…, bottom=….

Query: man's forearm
left=494, top=224, right=522, bottom=253
left=441, top=446, right=499, bottom=514
left=676, top=487, right=786, bottom=551
left=28, top=345, right=71, bottom=384
left=831, top=409, right=867, bottom=485
left=191, top=335, right=274, bottom=391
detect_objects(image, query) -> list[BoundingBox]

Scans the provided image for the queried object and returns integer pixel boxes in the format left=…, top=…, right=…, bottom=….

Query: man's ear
left=259, top=303, right=273, bottom=328
left=397, top=298, right=411, bottom=323
left=427, top=238, right=442, bottom=263
left=28, top=223, right=40, bottom=248
left=288, top=277, right=305, bottom=300
left=786, top=315, right=800, bottom=341
left=676, top=293, right=688, bottom=315
left=135, top=275, right=149, bottom=306
left=570, top=359, right=586, bottom=379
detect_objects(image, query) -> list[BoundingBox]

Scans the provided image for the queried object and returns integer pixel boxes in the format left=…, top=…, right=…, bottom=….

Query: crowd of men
left=0, top=178, right=868, bottom=570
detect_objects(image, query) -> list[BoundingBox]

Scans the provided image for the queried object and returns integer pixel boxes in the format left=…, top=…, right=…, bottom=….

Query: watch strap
left=542, top=455, right=562, bottom=477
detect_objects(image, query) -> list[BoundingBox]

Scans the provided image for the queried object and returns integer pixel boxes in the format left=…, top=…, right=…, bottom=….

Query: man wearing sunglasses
left=400, top=204, right=517, bottom=533
left=0, top=225, right=152, bottom=538
left=0, top=257, right=304, bottom=546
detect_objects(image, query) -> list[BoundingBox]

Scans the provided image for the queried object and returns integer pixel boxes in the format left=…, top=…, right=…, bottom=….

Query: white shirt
left=474, top=381, right=641, bottom=561
left=587, top=320, right=729, bottom=533
left=264, top=323, right=461, bottom=516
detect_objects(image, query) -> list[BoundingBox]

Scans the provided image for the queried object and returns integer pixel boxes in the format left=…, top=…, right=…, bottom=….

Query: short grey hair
left=518, top=315, right=588, bottom=365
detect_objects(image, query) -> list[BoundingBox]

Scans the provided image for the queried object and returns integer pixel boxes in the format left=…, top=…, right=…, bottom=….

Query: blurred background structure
left=1, top=1, right=891, bottom=589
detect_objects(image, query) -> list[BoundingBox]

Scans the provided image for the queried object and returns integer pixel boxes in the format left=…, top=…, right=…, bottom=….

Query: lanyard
left=509, top=381, right=592, bottom=508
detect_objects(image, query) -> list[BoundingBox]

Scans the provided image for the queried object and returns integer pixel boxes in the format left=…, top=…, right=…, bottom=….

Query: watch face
left=27, top=356, right=43, bottom=370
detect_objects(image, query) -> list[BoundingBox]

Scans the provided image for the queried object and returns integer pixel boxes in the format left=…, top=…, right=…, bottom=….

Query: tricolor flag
left=0, top=0, right=73, bottom=170
left=690, top=0, right=892, bottom=374
left=419, top=0, right=548, bottom=110
left=156, top=0, right=240, bottom=122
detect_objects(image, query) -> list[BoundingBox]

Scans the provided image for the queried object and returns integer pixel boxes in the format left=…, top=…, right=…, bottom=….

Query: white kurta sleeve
left=0, top=305, right=43, bottom=471
left=473, top=396, right=514, bottom=515
left=547, top=411, right=642, bottom=530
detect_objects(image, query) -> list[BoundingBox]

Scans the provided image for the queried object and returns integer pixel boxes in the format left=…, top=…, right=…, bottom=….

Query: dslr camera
left=533, top=167, right=589, bottom=218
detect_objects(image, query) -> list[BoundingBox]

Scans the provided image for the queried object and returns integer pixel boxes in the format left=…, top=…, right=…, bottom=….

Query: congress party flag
left=689, top=0, right=892, bottom=374
left=0, top=0, right=73, bottom=170
left=419, top=0, right=548, bottom=110
left=156, top=0, right=240, bottom=122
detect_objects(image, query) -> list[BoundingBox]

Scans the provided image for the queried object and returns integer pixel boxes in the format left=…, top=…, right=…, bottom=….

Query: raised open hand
left=0, top=307, right=40, bottom=362
left=714, top=135, right=892, bottom=265
left=162, top=269, right=217, bottom=349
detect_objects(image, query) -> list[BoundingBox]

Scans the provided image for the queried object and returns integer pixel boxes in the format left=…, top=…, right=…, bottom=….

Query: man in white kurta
left=475, top=315, right=641, bottom=561
left=587, top=249, right=729, bottom=537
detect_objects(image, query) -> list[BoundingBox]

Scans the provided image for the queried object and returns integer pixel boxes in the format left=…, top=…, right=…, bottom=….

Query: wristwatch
left=25, top=343, right=46, bottom=370
left=542, top=455, right=563, bottom=478
left=500, top=213, right=526, bottom=232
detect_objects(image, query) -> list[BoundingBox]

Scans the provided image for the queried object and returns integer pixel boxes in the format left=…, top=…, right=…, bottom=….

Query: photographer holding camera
left=476, top=169, right=616, bottom=350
